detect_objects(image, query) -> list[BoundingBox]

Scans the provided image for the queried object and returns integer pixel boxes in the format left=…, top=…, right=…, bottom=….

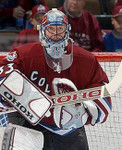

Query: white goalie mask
left=38, top=8, right=73, bottom=73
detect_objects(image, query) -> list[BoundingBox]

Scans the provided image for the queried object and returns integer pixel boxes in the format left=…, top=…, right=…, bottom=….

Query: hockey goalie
left=0, top=8, right=112, bottom=150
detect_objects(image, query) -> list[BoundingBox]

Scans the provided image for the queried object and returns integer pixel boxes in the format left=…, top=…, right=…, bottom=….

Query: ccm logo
left=3, top=91, right=34, bottom=120
left=56, top=89, right=101, bottom=104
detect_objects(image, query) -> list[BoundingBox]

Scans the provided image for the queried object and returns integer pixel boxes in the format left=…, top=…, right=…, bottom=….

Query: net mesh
left=85, top=53, right=122, bottom=150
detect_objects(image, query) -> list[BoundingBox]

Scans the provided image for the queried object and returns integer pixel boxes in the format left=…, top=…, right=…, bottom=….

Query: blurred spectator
left=11, top=4, right=49, bottom=49
left=58, top=0, right=105, bottom=52
left=103, top=5, right=122, bottom=52
left=0, top=0, right=46, bottom=30
left=114, top=0, right=122, bottom=8
left=56, top=0, right=65, bottom=7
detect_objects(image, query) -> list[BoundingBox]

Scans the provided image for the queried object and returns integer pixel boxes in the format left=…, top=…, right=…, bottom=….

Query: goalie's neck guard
left=44, top=39, right=73, bottom=73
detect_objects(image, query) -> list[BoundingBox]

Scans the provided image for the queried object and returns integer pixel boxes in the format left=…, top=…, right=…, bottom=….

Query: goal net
left=85, top=52, right=122, bottom=150
left=0, top=52, right=122, bottom=150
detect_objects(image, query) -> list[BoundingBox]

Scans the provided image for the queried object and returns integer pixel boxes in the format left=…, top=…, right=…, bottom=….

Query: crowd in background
left=0, top=0, right=122, bottom=52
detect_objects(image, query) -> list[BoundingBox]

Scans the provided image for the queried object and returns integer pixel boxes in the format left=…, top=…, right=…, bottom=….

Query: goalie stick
left=0, top=105, right=16, bottom=115
left=0, top=61, right=122, bottom=115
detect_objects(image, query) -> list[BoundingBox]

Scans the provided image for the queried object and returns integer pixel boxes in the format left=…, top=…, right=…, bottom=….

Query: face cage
left=45, top=25, right=67, bottom=42
left=40, top=23, right=71, bottom=59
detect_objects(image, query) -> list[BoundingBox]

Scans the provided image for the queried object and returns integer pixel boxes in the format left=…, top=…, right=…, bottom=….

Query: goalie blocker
left=0, top=70, right=52, bottom=126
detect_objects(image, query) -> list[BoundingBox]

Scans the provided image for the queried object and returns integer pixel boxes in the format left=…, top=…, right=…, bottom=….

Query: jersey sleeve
left=85, top=57, right=112, bottom=125
left=0, top=49, right=22, bottom=79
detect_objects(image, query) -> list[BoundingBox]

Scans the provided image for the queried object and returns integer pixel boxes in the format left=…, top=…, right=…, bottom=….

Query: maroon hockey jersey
left=0, top=0, right=46, bottom=18
left=0, top=42, right=111, bottom=127
left=115, top=0, right=122, bottom=8
left=59, top=7, right=105, bottom=52
left=11, top=28, right=39, bottom=49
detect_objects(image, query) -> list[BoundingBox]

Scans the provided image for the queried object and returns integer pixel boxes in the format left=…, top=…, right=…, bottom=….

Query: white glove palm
left=53, top=78, right=88, bottom=129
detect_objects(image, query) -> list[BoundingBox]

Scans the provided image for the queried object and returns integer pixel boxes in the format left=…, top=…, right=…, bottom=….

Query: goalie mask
left=38, top=8, right=73, bottom=73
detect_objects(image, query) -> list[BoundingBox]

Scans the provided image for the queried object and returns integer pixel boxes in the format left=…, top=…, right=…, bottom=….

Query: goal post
left=0, top=52, right=122, bottom=150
